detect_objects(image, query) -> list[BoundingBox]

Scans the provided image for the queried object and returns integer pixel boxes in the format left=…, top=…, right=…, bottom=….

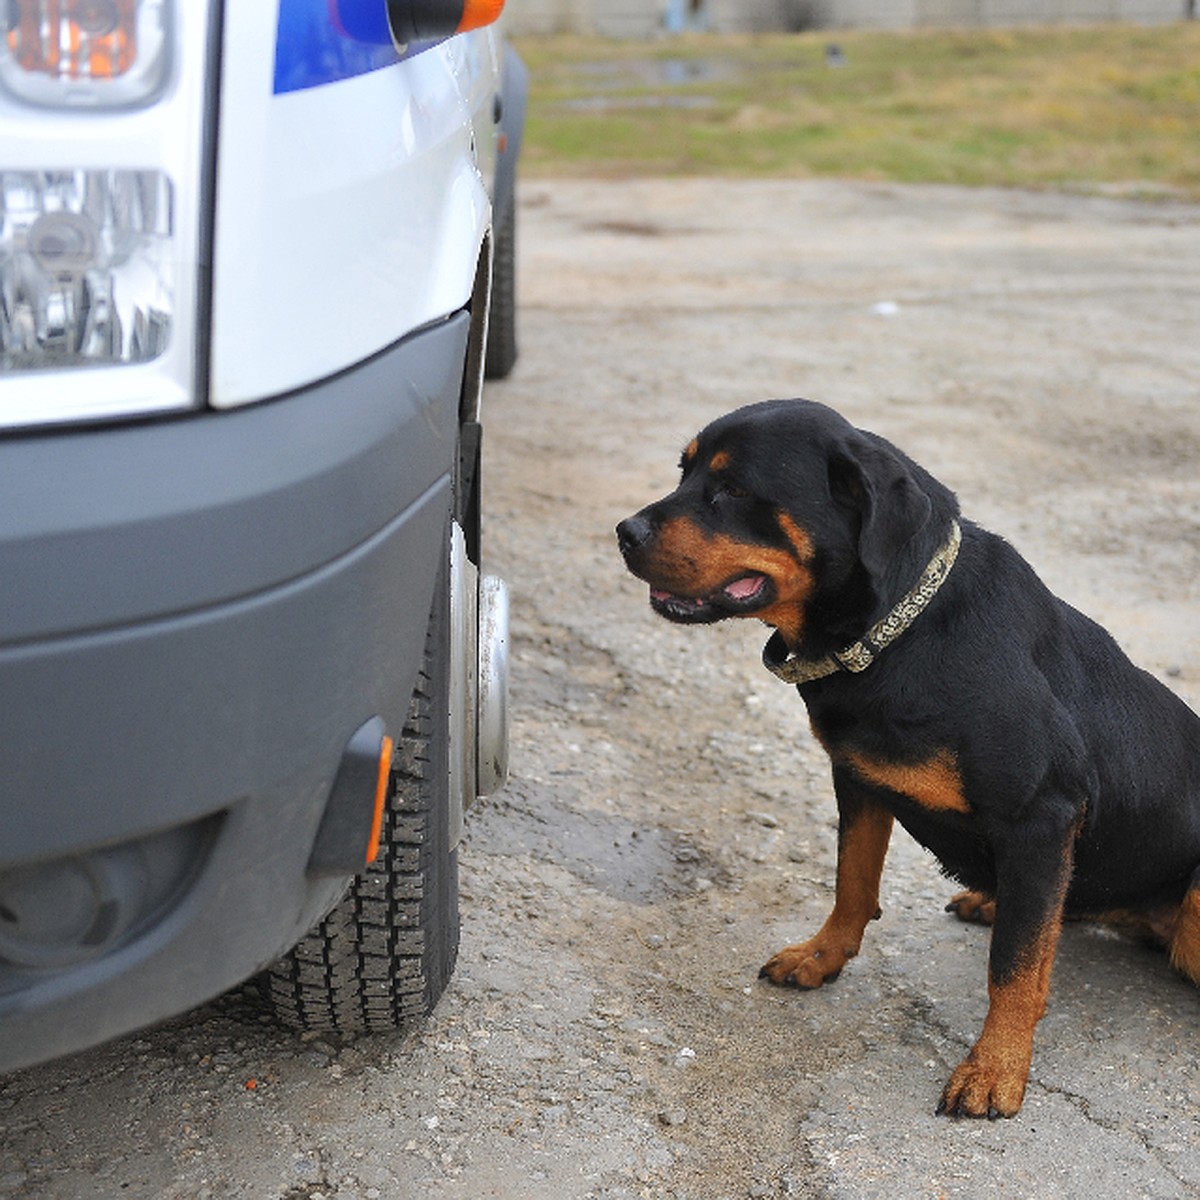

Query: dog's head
left=616, top=399, right=952, bottom=651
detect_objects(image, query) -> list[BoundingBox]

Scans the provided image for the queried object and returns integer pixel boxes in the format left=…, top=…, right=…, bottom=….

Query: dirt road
left=2, top=179, right=1199, bottom=1199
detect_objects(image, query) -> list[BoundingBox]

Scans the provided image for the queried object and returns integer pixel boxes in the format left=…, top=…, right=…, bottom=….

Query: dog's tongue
left=650, top=576, right=765, bottom=606
left=724, top=575, right=766, bottom=600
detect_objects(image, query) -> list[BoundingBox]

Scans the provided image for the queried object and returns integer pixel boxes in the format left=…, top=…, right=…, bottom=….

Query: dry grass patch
left=515, top=25, right=1200, bottom=196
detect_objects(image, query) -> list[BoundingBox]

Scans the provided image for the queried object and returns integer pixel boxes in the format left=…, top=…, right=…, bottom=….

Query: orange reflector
left=457, top=0, right=505, bottom=33
left=365, top=734, right=394, bottom=865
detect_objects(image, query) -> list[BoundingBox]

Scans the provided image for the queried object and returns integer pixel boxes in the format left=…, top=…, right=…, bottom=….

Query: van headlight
left=0, top=0, right=210, bottom=430
left=1, top=0, right=171, bottom=109
left=1, top=169, right=173, bottom=371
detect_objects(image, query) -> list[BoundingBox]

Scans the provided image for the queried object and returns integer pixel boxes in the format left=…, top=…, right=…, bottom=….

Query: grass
left=514, top=25, right=1200, bottom=196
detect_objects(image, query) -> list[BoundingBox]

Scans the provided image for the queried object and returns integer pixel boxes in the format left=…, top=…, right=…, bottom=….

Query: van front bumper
left=0, top=314, right=469, bottom=1073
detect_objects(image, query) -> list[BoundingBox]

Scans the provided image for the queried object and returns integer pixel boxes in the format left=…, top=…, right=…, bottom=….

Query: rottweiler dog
left=616, top=399, right=1200, bottom=1119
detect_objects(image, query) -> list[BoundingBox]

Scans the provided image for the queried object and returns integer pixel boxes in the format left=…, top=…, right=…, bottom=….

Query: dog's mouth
left=648, top=573, right=772, bottom=623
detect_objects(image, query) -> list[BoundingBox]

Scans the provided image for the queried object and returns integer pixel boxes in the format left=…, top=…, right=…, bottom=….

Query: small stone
left=659, top=1107, right=688, bottom=1126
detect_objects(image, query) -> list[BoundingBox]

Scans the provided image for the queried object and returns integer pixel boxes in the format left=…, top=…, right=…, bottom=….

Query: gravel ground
left=1, top=178, right=1198, bottom=1199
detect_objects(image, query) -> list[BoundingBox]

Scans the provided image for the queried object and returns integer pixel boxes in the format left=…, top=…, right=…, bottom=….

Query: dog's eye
left=712, top=479, right=749, bottom=504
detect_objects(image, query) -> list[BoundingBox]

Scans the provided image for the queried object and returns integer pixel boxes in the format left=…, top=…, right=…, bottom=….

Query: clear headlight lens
left=0, top=0, right=206, bottom=430
left=1, top=0, right=171, bottom=108
left=0, top=169, right=173, bottom=373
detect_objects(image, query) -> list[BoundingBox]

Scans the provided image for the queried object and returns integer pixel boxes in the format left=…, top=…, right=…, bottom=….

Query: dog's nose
left=616, top=515, right=652, bottom=557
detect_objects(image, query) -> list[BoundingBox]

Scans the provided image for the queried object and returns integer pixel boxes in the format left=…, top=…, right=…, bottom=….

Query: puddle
left=573, top=56, right=744, bottom=89
left=562, top=93, right=716, bottom=112
left=556, top=55, right=807, bottom=113
left=479, top=782, right=679, bottom=904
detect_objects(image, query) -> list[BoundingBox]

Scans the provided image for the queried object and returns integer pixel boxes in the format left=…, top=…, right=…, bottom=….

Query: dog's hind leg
left=946, top=891, right=995, bottom=925
left=1169, top=867, right=1200, bottom=985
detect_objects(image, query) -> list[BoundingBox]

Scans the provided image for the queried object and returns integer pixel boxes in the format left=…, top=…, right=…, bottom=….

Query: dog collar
left=762, top=520, right=962, bottom=685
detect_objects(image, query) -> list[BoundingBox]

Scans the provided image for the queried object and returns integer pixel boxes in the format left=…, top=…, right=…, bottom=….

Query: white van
left=0, top=0, right=525, bottom=1070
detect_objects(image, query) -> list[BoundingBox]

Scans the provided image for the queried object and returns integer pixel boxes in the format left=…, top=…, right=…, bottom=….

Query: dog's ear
left=827, top=436, right=932, bottom=583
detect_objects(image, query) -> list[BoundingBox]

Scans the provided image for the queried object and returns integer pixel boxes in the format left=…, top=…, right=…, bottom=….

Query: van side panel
left=208, top=11, right=497, bottom=407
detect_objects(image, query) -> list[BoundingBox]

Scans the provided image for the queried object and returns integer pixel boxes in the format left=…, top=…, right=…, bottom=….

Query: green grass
left=514, top=25, right=1200, bottom=196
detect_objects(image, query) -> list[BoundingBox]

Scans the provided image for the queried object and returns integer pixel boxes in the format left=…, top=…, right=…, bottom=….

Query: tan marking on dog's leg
left=1170, top=889, right=1200, bottom=984
left=760, top=805, right=893, bottom=989
left=940, top=816, right=1080, bottom=1119
left=940, top=916, right=1060, bottom=1118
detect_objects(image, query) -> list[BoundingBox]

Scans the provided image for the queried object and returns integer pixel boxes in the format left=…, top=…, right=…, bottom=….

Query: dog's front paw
left=945, top=890, right=996, bottom=925
left=937, top=1049, right=1028, bottom=1119
left=759, top=937, right=855, bottom=990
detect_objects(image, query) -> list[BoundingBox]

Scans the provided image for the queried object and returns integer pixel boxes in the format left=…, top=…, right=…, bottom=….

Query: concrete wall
left=501, top=0, right=660, bottom=36
left=502, top=0, right=1190, bottom=36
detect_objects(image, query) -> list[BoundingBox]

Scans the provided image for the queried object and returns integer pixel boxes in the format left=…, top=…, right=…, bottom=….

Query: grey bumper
left=0, top=314, right=469, bottom=1072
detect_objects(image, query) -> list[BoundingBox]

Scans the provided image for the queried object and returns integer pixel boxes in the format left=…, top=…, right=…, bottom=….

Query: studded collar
left=762, top=520, right=962, bottom=686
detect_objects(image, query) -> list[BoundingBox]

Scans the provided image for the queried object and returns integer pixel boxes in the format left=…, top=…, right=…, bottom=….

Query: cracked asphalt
left=2, top=179, right=1199, bottom=1198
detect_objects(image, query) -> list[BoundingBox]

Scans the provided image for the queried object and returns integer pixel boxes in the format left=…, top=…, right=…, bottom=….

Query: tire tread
left=261, top=573, right=459, bottom=1033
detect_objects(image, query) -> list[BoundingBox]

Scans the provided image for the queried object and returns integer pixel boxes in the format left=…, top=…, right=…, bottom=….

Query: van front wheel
left=262, top=558, right=458, bottom=1033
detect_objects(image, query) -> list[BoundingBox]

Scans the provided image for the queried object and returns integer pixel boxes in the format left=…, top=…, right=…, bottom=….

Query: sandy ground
left=2, top=178, right=1198, bottom=1199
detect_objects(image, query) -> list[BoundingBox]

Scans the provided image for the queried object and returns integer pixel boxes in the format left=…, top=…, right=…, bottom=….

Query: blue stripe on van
left=274, top=0, right=433, bottom=95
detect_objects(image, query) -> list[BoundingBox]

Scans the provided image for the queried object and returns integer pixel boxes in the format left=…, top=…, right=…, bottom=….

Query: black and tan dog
left=616, top=399, right=1200, bottom=1119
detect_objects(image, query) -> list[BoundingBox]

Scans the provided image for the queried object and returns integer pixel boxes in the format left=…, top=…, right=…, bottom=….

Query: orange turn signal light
left=457, top=0, right=505, bottom=33
left=365, top=735, right=394, bottom=865
left=387, top=0, right=506, bottom=47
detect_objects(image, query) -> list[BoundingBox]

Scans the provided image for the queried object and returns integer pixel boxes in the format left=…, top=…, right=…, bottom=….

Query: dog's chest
left=808, top=710, right=970, bottom=816
left=809, top=712, right=994, bottom=889
left=841, top=748, right=970, bottom=814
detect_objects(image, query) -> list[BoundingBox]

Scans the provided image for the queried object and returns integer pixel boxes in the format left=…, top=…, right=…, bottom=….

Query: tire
left=484, top=199, right=518, bottom=380
left=262, top=556, right=459, bottom=1033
